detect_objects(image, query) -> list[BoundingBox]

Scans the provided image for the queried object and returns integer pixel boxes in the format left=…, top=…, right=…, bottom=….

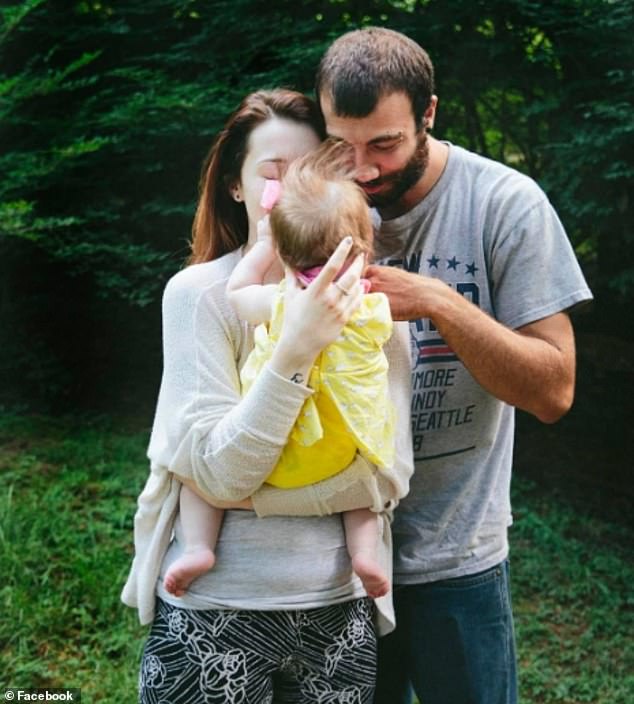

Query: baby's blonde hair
left=269, top=140, right=374, bottom=271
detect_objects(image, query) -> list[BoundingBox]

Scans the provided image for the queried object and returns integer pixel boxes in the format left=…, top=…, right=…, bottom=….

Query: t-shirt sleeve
left=488, top=189, right=593, bottom=330
left=147, top=270, right=313, bottom=501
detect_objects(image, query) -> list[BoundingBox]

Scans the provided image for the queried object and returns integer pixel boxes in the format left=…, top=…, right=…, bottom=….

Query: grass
left=0, top=413, right=148, bottom=699
left=1, top=412, right=632, bottom=703
left=510, top=479, right=633, bottom=703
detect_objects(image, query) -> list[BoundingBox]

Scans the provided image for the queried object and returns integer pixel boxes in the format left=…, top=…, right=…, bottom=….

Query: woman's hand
left=269, top=237, right=365, bottom=381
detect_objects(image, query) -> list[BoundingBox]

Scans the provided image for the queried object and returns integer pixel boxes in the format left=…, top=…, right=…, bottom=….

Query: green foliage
left=0, top=414, right=148, bottom=696
left=3, top=0, right=628, bottom=305
left=0, top=199, right=82, bottom=244
left=1, top=0, right=632, bottom=408
left=511, top=475, right=634, bottom=703
left=390, top=1, right=633, bottom=296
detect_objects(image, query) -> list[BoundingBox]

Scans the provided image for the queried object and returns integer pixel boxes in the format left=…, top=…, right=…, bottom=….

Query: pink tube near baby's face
left=260, top=179, right=282, bottom=211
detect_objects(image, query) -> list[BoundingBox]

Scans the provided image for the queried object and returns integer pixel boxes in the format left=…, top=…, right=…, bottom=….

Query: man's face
left=320, top=91, right=429, bottom=209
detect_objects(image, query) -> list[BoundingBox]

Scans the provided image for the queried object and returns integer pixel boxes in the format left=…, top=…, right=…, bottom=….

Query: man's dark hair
left=315, top=27, right=435, bottom=129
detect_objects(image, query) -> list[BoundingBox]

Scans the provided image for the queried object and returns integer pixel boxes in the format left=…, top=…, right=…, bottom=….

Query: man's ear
left=424, top=95, right=438, bottom=130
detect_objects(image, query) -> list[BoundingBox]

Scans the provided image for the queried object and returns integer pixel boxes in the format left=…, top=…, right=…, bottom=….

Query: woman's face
left=234, top=117, right=321, bottom=240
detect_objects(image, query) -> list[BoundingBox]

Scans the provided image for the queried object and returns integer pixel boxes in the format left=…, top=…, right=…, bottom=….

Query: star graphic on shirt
left=466, top=262, right=479, bottom=276
left=447, top=256, right=460, bottom=270
left=427, top=255, right=439, bottom=268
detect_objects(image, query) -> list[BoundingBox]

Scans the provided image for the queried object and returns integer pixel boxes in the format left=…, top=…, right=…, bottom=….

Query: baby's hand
left=256, top=215, right=273, bottom=244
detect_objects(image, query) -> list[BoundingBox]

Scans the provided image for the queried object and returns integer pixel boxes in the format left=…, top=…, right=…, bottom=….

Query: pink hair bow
left=260, top=179, right=282, bottom=212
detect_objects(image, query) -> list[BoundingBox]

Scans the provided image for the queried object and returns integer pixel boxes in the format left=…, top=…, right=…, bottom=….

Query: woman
left=121, top=89, right=414, bottom=703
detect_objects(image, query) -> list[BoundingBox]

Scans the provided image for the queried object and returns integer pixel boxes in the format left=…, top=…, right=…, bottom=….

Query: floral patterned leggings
left=139, top=597, right=377, bottom=704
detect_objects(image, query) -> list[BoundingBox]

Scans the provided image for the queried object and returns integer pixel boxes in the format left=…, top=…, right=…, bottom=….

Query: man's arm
left=366, top=265, right=576, bottom=424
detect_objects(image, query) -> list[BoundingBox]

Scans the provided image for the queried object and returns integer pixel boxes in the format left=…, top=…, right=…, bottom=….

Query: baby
left=164, top=143, right=395, bottom=599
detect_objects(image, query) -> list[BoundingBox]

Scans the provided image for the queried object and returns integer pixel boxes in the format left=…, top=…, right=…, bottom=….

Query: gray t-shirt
left=375, top=143, right=592, bottom=583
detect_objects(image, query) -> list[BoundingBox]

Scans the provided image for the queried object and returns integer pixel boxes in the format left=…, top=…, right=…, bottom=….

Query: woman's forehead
left=245, top=117, right=321, bottom=165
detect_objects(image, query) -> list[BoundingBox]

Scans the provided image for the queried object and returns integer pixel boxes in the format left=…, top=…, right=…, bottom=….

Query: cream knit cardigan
left=121, top=250, right=414, bottom=635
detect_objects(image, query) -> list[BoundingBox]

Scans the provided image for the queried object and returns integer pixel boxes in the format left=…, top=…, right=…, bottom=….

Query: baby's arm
left=226, top=218, right=278, bottom=325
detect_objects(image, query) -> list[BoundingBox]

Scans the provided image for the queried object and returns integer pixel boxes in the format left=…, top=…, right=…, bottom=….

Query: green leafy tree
left=1, top=0, right=631, bottom=409
left=0, top=0, right=332, bottom=407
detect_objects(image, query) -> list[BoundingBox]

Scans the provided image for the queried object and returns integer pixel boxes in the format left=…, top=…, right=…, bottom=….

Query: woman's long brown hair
left=189, top=90, right=325, bottom=265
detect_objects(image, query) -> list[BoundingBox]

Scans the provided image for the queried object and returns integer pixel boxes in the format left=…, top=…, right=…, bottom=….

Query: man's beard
left=363, top=130, right=429, bottom=209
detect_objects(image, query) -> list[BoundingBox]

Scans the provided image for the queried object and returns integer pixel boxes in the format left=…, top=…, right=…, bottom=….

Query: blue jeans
left=375, top=560, right=518, bottom=704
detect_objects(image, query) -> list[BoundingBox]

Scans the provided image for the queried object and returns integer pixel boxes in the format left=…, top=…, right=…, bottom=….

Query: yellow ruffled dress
left=241, top=284, right=395, bottom=488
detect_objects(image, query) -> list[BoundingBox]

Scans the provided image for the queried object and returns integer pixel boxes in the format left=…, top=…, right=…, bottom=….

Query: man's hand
left=365, top=264, right=446, bottom=320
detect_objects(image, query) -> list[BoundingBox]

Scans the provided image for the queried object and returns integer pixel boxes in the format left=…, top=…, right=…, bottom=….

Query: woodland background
left=0, top=1, right=632, bottom=701
left=1, top=0, right=632, bottom=412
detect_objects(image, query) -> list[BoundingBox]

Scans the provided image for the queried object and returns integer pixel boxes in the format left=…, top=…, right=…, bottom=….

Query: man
left=316, top=27, right=592, bottom=704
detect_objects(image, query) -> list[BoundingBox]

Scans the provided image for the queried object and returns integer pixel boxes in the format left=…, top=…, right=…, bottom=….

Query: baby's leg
left=163, top=485, right=223, bottom=597
left=343, top=508, right=390, bottom=599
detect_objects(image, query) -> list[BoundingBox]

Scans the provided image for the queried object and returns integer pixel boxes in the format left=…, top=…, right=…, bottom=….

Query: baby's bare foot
left=163, top=549, right=216, bottom=597
left=352, top=552, right=390, bottom=599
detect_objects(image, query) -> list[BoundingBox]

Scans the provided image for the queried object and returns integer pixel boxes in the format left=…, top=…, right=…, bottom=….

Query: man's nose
left=353, top=147, right=380, bottom=183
